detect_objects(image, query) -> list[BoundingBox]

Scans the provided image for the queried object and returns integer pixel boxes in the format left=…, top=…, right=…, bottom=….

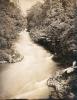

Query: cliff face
left=27, top=0, right=77, bottom=66
left=0, top=1, right=26, bottom=63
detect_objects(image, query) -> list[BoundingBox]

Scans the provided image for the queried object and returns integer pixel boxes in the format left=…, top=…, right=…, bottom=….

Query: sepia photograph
left=0, top=0, right=77, bottom=99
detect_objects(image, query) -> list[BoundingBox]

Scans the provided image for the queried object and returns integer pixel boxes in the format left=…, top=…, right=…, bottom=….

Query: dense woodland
left=27, top=0, right=77, bottom=66
left=0, top=0, right=26, bottom=63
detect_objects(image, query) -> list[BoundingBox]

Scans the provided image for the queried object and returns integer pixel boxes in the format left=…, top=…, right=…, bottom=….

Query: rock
left=0, top=49, right=23, bottom=63
left=47, top=62, right=77, bottom=99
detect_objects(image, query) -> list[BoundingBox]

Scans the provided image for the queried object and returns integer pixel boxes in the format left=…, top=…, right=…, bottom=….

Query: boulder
left=47, top=61, right=77, bottom=99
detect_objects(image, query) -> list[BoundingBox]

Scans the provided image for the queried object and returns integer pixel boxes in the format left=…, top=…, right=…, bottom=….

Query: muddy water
left=0, top=1, right=58, bottom=99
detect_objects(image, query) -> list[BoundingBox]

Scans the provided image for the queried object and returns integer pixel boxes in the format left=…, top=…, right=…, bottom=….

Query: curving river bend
left=0, top=0, right=58, bottom=99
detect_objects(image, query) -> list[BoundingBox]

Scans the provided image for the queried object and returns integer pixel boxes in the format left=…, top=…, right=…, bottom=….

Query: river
left=0, top=0, right=58, bottom=99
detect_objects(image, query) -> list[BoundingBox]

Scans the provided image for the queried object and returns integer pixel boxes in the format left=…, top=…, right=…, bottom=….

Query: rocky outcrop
left=0, top=1, right=26, bottom=63
left=47, top=61, right=77, bottom=100
left=27, top=0, right=77, bottom=66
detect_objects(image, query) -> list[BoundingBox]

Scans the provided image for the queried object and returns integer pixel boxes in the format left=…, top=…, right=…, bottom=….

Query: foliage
left=0, top=1, right=26, bottom=63
left=27, top=0, right=77, bottom=65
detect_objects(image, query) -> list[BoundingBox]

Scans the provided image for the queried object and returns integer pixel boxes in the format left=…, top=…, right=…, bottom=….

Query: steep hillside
left=0, top=0, right=26, bottom=63
left=27, top=0, right=77, bottom=66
